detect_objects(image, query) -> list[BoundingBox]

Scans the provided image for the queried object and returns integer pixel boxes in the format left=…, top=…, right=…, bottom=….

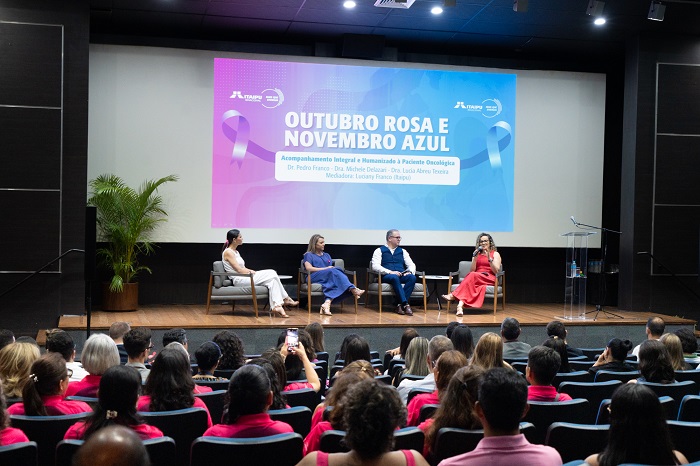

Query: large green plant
left=88, top=174, right=178, bottom=292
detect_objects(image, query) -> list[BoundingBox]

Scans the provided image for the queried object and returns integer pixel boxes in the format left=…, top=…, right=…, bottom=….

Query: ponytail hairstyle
left=607, top=338, right=633, bottom=362
left=82, top=365, right=143, bottom=439
left=224, top=365, right=271, bottom=424
left=22, top=352, right=69, bottom=416
left=222, top=229, right=240, bottom=252
left=246, top=358, right=287, bottom=410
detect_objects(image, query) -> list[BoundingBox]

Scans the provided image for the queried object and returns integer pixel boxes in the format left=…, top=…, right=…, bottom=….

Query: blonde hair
left=660, top=333, right=687, bottom=371
left=0, top=342, right=41, bottom=398
left=404, top=337, right=430, bottom=377
left=470, top=332, right=511, bottom=371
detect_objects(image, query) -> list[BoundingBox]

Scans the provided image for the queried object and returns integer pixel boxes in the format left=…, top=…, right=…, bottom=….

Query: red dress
left=452, top=252, right=496, bottom=308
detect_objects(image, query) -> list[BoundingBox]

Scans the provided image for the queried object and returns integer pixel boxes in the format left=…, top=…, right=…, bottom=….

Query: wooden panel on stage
left=57, top=303, right=695, bottom=331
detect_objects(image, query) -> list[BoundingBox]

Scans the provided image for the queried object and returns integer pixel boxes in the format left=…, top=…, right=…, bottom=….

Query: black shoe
left=403, top=304, right=414, bottom=316
left=395, top=304, right=405, bottom=315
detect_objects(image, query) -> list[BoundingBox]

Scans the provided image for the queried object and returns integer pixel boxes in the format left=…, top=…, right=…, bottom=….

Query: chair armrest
left=447, top=270, right=459, bottom=289
left=342, top=269, right=356, bottom=278
left=415, top=270, right=425, bottom=277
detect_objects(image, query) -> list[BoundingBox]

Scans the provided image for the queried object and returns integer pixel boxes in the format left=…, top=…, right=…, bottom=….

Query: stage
left=56, top=303, right=696, bottom=357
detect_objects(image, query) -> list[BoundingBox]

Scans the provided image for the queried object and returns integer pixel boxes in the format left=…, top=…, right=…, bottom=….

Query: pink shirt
left=315, top=450, right=417, bottom=466
left=437, top=434, right=562, bottom=466
left=407, top=391, right=439, bottom=426
left=303, top=420, right=333, bottom=454
left=194, top=384, right=212, bottom=394
left=66, top=374, right=101, bottom=397
left=527, top=385, right=573, bottom=402
left=202, top=413, right=293, bottom=438
left=7, top=395, right=92, bottom=416
left=310, top=403, right=325, bottom=428
left=284, top=382, right=315, bottom=391
left=64, top=421, right=163, bottom=440
left=0, top=427, right=29, bottom=446
left=137, top=395, right=213, bottom=427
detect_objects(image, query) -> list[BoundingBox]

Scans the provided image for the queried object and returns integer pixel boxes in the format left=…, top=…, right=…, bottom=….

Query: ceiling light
left=431, top=6, right=443, bottom=14
left=513, top=0, right=528, bottom=13
left=343, top=0, right=356, bottom=7
left=594, top=17, right=606, bottom=25
left=586, top=0, right=605, bottom=16
left=648, top=1, right=666, bottom=21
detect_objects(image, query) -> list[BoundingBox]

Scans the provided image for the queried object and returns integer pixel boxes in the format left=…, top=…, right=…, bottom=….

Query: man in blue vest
left=371, top=229, right=417, bottom=316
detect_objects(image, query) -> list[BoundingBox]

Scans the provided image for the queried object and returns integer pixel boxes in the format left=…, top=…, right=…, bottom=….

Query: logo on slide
left=229, top=88, right=284, bottom=108
left=481, top=98, right=502, bottom=118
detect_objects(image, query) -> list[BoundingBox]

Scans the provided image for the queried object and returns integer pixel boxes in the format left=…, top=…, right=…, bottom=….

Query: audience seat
left=407, top=387, right=433, bottom=404
left=545, top=422, right=610, bottom=463
left=576, top=347, right=605, bottom=361
left=596, top=396, right=675, bottom=424
left=0, top=441, right=37, bottom=466
left=674, top=370, right=700, bottom=385
left=432, top=422, right=536, bottom=465
left=57, top=438, right=176, bottom=466
left=667, top=420, right=700, bottom=463
left=523, top=398, right=589, bottom=444
left=511, top=361, right=527, bottom=374
left=393, top=427, right=424, bottom=452
left=569, top=360, right=595, bottom=371
left=212, top=368, right=235, bottom=379
left=638, top=380, right=697, bottom=415
left=193, top=379, right=230, bottom=391
left=678, top=395, right=700, bottom=421
left=418, top=404, right=439, bottom=423
left=269, top=406, right=313, bottom=438
left=593, top=370, right=640, bottom=383
left=195, top=389, right=227, bottom=425
left=284, top=388, right=321, bottom=412
left=552, top=370, right=593, bottom=389
left=558, top=380, right=622, bottom=424
left=190, top=433, right=304, bottom=466
left=10, top=412, right=91, bottom=466
left=139, top=407, right=209, bottom=466
left=375, top=374, right=392, bottom=385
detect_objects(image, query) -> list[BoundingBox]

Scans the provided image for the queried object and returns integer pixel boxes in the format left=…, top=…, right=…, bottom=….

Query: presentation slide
left=212, top=59, right=516, bottom=232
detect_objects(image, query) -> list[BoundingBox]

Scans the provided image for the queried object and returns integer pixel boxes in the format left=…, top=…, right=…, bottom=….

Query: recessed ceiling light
left=594, top=17, right=606, bottom=25
left=343, top=1, right=356, bottom=8
left=431, top=6, right=443, bottom=14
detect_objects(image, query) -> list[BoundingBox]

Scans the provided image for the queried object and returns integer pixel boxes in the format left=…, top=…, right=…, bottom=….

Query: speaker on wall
left=85, top=206, right=96, bottom=281
left=341, top=34, right=386, bottom=60
left=513, top=0, right=528, bottom=12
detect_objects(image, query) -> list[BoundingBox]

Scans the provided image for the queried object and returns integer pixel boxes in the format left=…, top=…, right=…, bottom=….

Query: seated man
left=525, top=346, right=572, bottom=402
left=123, top=327, right=153, bottom=384
left=501, top=317, right=531, bottom=359
left=193, top=341, right=229, bottom=381
left=109, top=321, right=131, bottom=364
left=371, top=229, right=417, bottom=316
left=45, top=329, right=89, bottom=382
left=632, top=316, right=665, bottom=359
left=438, top=367, right=562, bottom=466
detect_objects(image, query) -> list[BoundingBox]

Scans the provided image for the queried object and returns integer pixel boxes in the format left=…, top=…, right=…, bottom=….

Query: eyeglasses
left=391, top=236, right=402, bottom=240
left=66, top=368, right=73, bottom=378
left=147, top=345, right=154, bottom=351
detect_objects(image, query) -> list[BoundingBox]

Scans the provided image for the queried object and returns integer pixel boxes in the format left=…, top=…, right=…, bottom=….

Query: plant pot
left=101, top=282, right=139, bottom=311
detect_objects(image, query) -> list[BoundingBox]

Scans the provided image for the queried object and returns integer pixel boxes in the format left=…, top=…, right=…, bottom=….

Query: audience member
left=545, top=320, right=583, bottom=357
left=203, top=365, right=293, bottom=438
left=337, top=333, right=361, bottom=362
left=73, top=425, right=151, bottom=466
left=370, top=229, right=418, bottom=316
left=192, top=341, right=228, bottom=381
left=339, top=334, right=370, bottom=367
left=584, top=383, right=688, bottom=466
left=525, top=346, right=572, bottom=402
left=438, top=367, right=562, bottom=466
left=212, top=330, right=246, bottom=371
left=123, top=327, right=152, bottom=384
left=246, top=357, right=288, bottom=410
left=450, top=324, right=475, bottom=360
left=500, top=317, right=531, bottom=359
left=45, top=329, right=89, bottom=382
left=280, top=338, right=321, bottom=393
left=631, top=339, right=676, bottom=384
left=674, top=328, right=699, bottom=361
left=397, top=335, right=453, bottom=404
left=260, top=348, right=289, bottom=392
left=0, top=341, right=41, bottom=398
left=471, top=332, right=513, bottom=371
left=660, top=333, right=692, bottom=370
left=296, top=378, right=429, bottom=466
left=162, top=328, right=188, bottom=351
left=66, top=333, right=120, bottom=397
left=305, top=322, right=325, bottom=353
left=631, top=316, right=665, bottom=359
left=386, top=327, right=419, bottom=359
left=0, top=330, right=15, bottom=350
left=445, top=322, right=460, bottom=339
left=589, top=338, right=635, bottom=374
left=407, top=350, right=467, bottom=426
left=0, top=383, right=29, bottom=445
left=109, top=322, right=131, bottom=365
left=137, top=347, right=213, bottom=427
left=310, top=360, right=373, bottom=428
left=422, top=365, right=485, bottom=461
left=64, top=365, right=163, bottom=440
left=393, top=336, right=429, bottom=384
left=542, top=336, right=571, bottom=372
left=7, top=352, right=92, bottom=415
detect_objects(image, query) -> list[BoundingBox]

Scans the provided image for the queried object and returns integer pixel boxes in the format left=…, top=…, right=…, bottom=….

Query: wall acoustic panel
left=654, top=135, right=700, bottom=205
left=652, top=205, right=700, bottom=275
left=657, top=64, right=700, bottom=135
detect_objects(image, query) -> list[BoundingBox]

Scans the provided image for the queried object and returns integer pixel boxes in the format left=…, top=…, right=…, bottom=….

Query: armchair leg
left=206, top=275, right=213, bottom=315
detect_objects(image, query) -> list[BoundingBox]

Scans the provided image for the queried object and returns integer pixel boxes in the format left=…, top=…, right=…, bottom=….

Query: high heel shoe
left=455, top=303, right=464, bottom=317
left=320, top=301, right=332, bottom=316
left=272, top=305, right=289, bottom=318
left=352, top=288, right=365, bottom=298
left=283, top=297, right=299, bottom=307
left=442, top=294, right=455, bottom=302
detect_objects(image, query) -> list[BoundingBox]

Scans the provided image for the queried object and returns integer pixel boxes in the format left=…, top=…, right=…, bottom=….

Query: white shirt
left=397, top=372, right=435, bottom=404
left=66, top=361, right=89, bottom=382
left=371, top=244, right=416, bottom=274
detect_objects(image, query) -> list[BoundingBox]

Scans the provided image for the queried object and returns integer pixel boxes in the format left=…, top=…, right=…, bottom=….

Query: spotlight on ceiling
left=586, top=0, right=605, bottom=16
left=431, top=6, right=443, bottom=14
left=594, top=17, right=606, bottom=25
left=648, top=1, right=666, bottom=21
left=513, top=0, right=528, bottom=13
left=343, top=0, right=356, bottom=8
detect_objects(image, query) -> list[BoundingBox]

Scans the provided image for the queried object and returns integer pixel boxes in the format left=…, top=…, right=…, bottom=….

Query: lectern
left=560, top=231, right=596, bottom=320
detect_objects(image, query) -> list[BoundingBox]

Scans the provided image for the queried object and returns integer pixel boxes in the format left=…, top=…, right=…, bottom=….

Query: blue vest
left=381, top=246, right=405, bottom=272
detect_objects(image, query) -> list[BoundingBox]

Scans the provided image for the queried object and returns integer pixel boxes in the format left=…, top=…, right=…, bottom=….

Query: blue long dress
left=303, top=252, right=355, bottom=302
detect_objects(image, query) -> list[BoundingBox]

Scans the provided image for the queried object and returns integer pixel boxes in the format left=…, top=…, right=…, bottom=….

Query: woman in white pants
left=222, top=229, right=298, bottom=317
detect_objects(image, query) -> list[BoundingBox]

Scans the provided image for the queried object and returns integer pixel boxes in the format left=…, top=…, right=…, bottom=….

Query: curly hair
left=144, top=347, right=195, bottom=412
left=475, top=232, right=497, bottom=251
left=326, top=371, right=372, bottom=429
left=342, top=379, right=407, bottom=460
left=212, top=330, right=246, bottom=371
left=0, top=382, right=9, bottom=429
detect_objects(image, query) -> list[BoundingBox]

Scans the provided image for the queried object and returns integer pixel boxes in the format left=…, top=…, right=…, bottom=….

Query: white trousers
left=231, top=269, right=288, bottom=308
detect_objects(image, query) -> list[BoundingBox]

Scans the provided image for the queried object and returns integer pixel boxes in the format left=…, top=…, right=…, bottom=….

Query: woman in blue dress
left=303, top=234, right=364, bottom=316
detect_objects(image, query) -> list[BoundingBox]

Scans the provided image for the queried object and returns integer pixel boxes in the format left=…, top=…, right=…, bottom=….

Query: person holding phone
left=280, top=333, right=321, bottom=393
left=371, top=229, right=417, bottom=316
left=442, top=233, right=502, bottom=316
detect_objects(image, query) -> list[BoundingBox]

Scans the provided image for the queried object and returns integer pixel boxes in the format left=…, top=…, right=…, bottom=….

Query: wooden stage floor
left=58, top=302, right=695, bottom=331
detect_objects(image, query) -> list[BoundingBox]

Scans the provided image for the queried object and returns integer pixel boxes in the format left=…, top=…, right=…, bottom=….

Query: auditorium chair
left=56, top=437, right=177, bottom=466
left=593, top=370, right=640, bottom=383
left=195, top=389, right=227, bottom=425
left=552, top=370, right=594, bottom=388
left=297, top=258, right=358, bottom=314
left=269, top=406, right=313, bottom=437
left=558, top=380, right=622, bottom=423
left=365, top=263, right=427, bottom=313
left=284, top=387, right=321, bottom=412
left=319, top=427, right=425, bottom=454
left=545, top=422, right=610, bottom=463
left=678, top=395, right=700, bottom=421
left=638, top=380, right=697, bottom=415
left=10, top=411, right=91, bottom=466
left=418, top=403, right=439, bottom=423
left=432, top=422, right=536, bottom=464
left=206, top=261, right=270, bottom=317
left=190, top=433, right=304, bottom=466
left=446, top=260, right=505, bottom=315
left=596, top=396, right=675, bottom=424
left=139, top=407, right=209, bottom=466
left=0, top=441, right=37, bottom=466
left=523, top=398, right=589, bottom=444
left=668, top=420, right=700, bottom=462
left=675, top=369, right=700, bottom=385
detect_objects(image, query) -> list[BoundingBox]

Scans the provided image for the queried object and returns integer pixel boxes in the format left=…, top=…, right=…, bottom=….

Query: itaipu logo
left=453, top=98, right=503, bottom=118
left=229, top=88, right=284, bottom=108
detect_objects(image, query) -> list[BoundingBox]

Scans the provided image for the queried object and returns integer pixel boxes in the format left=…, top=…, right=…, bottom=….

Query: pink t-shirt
left=203, top=413, right=293, bottom=438
left=527, top=385, right=573, bottom=402
left=64, top=421, right=163, bottom=440
left=65, top=375, right=101, bottom=397
left=303, top=420, right=333, bottom=454
left=7, top=395, right=92, bottom=416
left=0, top=427, right=29, bottom=446
left=284, top=382, right=315, bottom=391
left=137, top=395, right=213, bottom=427
left=437, top=434, right=562, bottom=466
left=407, top=391, right=439, bottom=426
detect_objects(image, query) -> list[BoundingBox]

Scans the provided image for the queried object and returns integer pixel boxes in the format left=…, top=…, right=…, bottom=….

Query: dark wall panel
left=654, top=135, right=700, bottom=205
left=657, top=64, right=700, bottom=134
left=652, top=206, right=700, bottom=275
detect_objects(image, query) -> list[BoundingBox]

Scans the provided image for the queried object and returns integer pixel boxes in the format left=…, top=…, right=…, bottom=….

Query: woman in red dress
left=443, top=233, right=502, bottom=316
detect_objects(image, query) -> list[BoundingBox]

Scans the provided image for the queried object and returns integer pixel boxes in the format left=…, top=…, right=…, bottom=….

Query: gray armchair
left=297, top=258, right=358, bottom=314
left=206, top=261, right=269, bottom=317
left=365, top=263, right=427, bottom=313
left=446, top=260, right=505, bottom=315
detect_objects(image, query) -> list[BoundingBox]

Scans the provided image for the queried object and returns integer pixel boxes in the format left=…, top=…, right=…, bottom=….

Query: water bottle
left=571, top=260, right=577, bottom=278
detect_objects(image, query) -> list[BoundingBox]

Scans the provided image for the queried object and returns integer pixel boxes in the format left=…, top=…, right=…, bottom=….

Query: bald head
left=74, top=425, right=150, bottom=466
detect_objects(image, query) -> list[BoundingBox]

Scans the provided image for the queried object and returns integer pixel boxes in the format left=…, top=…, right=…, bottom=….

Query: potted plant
left=88, top=174, right=178, bottom=311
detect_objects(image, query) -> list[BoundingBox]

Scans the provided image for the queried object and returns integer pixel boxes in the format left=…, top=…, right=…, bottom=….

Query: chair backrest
left=268, top=406, right=313, bottom=438
left=667, top=420, right=700, bottom=463
left=190, top=433, right=304, bottom=466
left=545, top=422, right=610, bottom=463
left=579, top=348, right=606, bottom=360
left=193, top=379, right=230, bottom=391
left=393, top=427, right=424, bottom=452
left=418, top=403, right=439, bottom=423
left=638, top=380, right=697, bottom=415
left=10, top=412, right=91, bottom=466
left=407, top=387, right=433, bottom=404
left=593, top=370, right=640, bottom=383
left=0, top=441, right=38, bottom=466
left=213, top=369, right=235, bottom=379
left=212, top=261, right=226, bottom=287
left=523, top=398, right=589, bottom=444
left=143, top=436, right=178, bottom=466
left=678, top=395, right=700, bottom=421
left=596, top=396, right=675, bottom=424
left=56, top=440, right=82, bottom=466
left=674, top=370, right=700, bottom=384
left=432, top=422, right=535, bottom=465
left=284, top=388, right=321, bottom=412
left=559, top=380, right=622, bottom=424
left=569, top=360, right=596, bottom=371
left=552, top=370, right=594, bottom=389
left=195, top=389, right=227, bottom=425
left=332, top=258, right=345, bottom=271
left=375, top=374, right=392, bottom=385
left=457, top=261, right=472, bottom=281
left=139, top=407, right=209, bottom=466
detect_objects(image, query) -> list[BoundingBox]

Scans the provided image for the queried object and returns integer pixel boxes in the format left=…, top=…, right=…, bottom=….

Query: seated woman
left=589, top=338, right=635, bottom=374
left=297, top=378, right=429, bottom=466
left=246, top=358, right=288, bottom=410
left=0, top=384, right=29, bottom=445
left=0, top=341, right=40, bottom=400
left=660, top=333, right=693, bottom=371
left=407, top=350, right=467, bottom=426
left=310, top=360, right=374, bottom=428
left=7, top=353, right=92, bottom=415
left=280, top=338, right=321, bottom=393
left=222, top=229, right=298, bottom=318
left=450, top=325, right=474, bottom=360
left=385, top=328, right=419, bottom=362
left=393, top=337, right=429, bottom=386
left=542, top=336, right=571, bottom=373
left=212, top=330, right=246, bottom=372
left=65, top=365, right=163, bottom=440
left=631, top=339, right=676, bottom=384
left=470, top=332, right=513, bottom=372
left=137, top=347, right=213, bottom=427
left=66, top=333, right=120, bottom=397
left=192, top=342, right=229, bottom=382
left=421, top=365, right=485, bottom=461
left=585, top=383, right=688, bottom=465
left=442, top=233, right=502, bottom=316
left=202, top=365, right=293, bottom=438
left=303, top=234, right=364, bottom=316
left=304, top=322, right=325, bottom=354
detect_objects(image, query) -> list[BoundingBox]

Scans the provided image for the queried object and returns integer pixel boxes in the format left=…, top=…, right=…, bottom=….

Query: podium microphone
left=570, top=216, right=577, bottom=226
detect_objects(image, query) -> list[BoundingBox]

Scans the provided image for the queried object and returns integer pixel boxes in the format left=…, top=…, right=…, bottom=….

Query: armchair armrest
left=447, top=270, right=459, bottom=289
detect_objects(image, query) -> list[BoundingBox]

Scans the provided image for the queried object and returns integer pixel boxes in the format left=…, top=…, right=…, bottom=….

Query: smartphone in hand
left=286, top=327, right=299, bottom=351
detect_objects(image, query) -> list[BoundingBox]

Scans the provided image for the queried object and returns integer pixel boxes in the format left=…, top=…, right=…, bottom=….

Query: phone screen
left=286, top=328, right=299, bottom=349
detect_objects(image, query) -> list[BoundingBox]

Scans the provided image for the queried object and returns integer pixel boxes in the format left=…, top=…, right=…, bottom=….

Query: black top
left=588, top=360, right=636, bottom=374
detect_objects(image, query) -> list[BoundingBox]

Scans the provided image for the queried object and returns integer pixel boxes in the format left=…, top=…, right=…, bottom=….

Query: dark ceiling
left=90, top=0, right=700, bottom=61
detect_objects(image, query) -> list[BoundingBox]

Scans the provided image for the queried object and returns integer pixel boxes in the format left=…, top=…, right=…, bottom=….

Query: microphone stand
left=572, top=220, right=623, bottom=320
